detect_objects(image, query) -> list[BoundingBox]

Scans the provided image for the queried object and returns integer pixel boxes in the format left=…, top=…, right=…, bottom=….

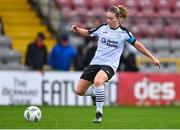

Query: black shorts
left=80, top=65, right=115, bottom=82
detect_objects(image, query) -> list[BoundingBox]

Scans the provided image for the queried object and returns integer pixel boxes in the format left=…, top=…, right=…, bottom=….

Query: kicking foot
left=93, top=111, right=103, bottom=123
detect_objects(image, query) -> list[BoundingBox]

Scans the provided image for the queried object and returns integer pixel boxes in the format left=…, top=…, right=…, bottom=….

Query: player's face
left=106, top=12, right=119, bottom=28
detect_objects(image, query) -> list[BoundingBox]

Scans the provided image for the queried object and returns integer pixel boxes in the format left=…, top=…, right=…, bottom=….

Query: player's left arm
left=133, top=40, right=160, bottom=68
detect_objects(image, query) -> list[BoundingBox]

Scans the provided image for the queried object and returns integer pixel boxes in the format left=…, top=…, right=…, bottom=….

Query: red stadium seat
left=72, top=0, right=86, bottom=6
left=56, top=0, right=73, bottom=8
left=84, top=0, right=92, bottom=9
left=148, top=24, right=162, bottom=39
left=138, top=0, right=153, bottom=9
left=137, top=24, right=150, bottom=37
left=140, top=9, right=155, bottom=17
left=171, top=1, right=180, bottom=17
left=158, top=0, right=171, bottom=16
left=158, top=9, right=171, bottom=17
left=128, top=7, right=138, bottom=17
left=158, top=0, right=169, bottom=9
left=135, top=0, right=156, bottom=17
left=126, top=0, right=138, bottom=8
left=134, top=17, right=149, bottom=25
left=91, top=6, right=105, bottom=16
left=74, top=5, right=88, bottom=16
left=61, top=7, right=75, bottom=18
left=176, top=28, right=180, bottom=38
left=172, top=10, right=180, bottom=17
left=135, top=21, right=163, bottom=39
left=109, top=0, right=127, bottom=7
left=85, top=0, right=107, bottom=10
left=164, top=24, right=176, bottom=39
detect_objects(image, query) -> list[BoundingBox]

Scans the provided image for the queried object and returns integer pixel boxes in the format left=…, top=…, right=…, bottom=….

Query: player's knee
left=94, top=79, right=104, bottom=87
left=75, top=89, right=84, bottom=96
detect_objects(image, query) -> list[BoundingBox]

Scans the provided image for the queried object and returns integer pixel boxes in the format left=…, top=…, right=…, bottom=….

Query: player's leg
left=93, top=66, right=114, bottom=123
left=76, top=65, right=100, bottom=104
left=93, top=70, right=107, bottom=123
left=75, top=79, right=96, bottom=105
left=75, top=79, right=92, bottom=96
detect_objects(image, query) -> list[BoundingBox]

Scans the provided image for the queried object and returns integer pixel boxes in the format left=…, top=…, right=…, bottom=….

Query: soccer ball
left=24, top=106, right=42, bottom=122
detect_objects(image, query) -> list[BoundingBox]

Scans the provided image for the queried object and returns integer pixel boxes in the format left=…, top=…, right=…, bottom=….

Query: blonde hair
left=108, top=5, right=128, bottom=20
left=118, top=5, right=128, bottom=20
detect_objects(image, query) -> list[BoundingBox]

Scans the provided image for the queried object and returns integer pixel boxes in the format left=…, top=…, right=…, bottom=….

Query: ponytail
left=118, top=5, right=128, bottom=20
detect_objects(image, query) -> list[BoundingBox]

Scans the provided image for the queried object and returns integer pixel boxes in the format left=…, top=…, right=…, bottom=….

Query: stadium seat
left=159, top=10, right=171, bottom=17
left=108, top=0, right=127, bottom=7
left=137, top=24, right=150, bottom=37
left=138, top=0, right=153, bottom=9
left=139, top=38, right=154, bottom=50
left=173, top=51, right=180, bottom=58
left=136, top=0, right=155, bottom=17
left=72, top=0, right=86, bottom=6
left=139, top=62, right=162, bottom=73
left=56, top=0, right=73, bottom=8
left=91, top=0, right=108, bottom=10
left=61, top=7, right=75, bottom=18
left=154, top=50, right=172, bottom=58
left=171, top=1, right=180, bottom=17
left=91, top=5, right=106, bottom=16
left=127, top=7, right=138, bottom=17
left=127, top=0, right=138, bottom=8
left=153, top=38, right=170, bottom=51
left=84, top=0, right=92, bottom=9
left=74, top=5, right=88, bottom=16
left=139, top=66, right=153, bottom=73
left=0, top=36, right=12, bottom=49
left=158, top=0, right=169, bottom=9
left=160, top=63, right=176, bottom=73
left=164, top=24, right=176, bottom=39
left=0, top=48, right=21, bottom=65
left=1, top=62, right=28, bottom=70
left=0, top=48, right=10, bottom=63
left=3, top=50, right=21, bottom=64
left=171, top=39, right=180, bottom=51
left=150, top=25, right=162, bottom=39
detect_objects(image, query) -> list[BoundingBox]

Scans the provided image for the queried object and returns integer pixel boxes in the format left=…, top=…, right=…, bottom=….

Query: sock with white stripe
left=84, top=86, right=95, bottom=96
left=94, top=85, right=105, bottom=114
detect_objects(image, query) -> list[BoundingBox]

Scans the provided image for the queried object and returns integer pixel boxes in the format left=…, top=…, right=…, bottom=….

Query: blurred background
left=0, top=0, right=180, bottom=107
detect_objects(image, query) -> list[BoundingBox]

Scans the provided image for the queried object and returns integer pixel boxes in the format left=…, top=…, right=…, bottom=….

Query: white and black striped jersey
left=88, top=23, right=136, bottom=72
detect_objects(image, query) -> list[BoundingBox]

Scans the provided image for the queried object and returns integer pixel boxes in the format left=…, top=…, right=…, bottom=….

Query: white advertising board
left=0, top=71, right=118, bottom=106
left=0, top=71, right=42, bottom=105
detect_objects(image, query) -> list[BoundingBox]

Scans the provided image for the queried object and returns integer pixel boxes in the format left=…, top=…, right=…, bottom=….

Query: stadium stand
left=52, top=0, right=180, bottom=73
left=0, top=0, right=56, bottom=65
left=0, top=0, right=180, bottom=72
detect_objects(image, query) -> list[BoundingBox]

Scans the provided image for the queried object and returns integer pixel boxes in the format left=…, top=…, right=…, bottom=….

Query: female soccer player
left=71, top=5, right=160, bottom=123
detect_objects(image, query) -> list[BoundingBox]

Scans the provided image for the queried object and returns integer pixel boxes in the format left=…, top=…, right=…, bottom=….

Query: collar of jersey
left=109, top=25, right=121, bottom=30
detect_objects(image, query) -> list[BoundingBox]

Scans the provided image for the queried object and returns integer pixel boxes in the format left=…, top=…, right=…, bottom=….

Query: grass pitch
left=0, top=106, right=180, bottom=129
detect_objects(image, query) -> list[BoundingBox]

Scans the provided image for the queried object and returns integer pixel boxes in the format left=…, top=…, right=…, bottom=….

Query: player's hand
left=152, top=57, right=160, bottom=68
left=71, top=25, right=78, bottom=32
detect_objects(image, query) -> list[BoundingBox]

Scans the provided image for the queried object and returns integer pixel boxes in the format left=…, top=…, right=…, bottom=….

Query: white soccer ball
left=24, top=106, right=42, bottom=122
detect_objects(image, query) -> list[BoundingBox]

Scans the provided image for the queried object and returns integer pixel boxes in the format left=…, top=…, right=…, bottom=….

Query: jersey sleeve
left=88, top=24, right=104, bottom=37
left=126, top=31, right=136, bottom=45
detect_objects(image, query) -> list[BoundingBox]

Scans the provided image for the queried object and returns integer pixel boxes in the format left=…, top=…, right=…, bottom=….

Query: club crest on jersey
left=116, top=34, right=121, bottom=38
left=101, top=37, right=118, bottom=48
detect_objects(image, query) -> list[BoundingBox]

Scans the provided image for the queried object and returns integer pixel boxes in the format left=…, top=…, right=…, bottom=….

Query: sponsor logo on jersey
left=101, top=37, right=118, bottom=48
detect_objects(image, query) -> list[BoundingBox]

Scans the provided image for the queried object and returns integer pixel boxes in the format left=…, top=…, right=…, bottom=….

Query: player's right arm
left=71, top=25, right=89, bottom=37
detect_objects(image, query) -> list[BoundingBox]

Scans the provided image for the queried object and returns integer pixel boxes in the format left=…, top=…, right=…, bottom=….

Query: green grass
left=0, top=106, right=180, bottom=129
